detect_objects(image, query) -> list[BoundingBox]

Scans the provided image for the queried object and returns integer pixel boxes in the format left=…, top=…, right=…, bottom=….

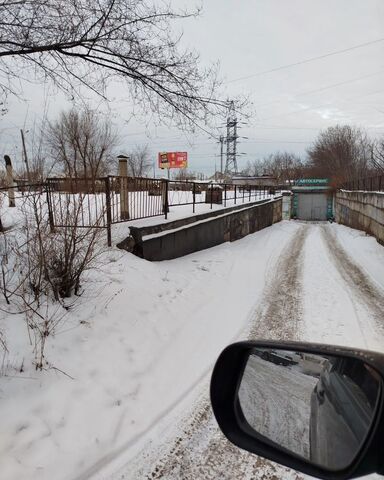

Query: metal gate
left=297, top=193, right=328, bottom=220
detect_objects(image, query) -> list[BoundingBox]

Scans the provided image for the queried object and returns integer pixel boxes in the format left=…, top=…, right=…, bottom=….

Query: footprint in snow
left=15, top=424, right=29, bottom=434
left=198, top=265, right=209, bottom=272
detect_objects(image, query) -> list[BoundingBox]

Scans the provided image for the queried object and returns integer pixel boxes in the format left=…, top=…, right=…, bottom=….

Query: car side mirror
left=210, top=341, right=384, bottom=480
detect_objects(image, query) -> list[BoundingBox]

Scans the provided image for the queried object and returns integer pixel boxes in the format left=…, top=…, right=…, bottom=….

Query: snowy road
left=2, top=221, right=383, bottom=480
left=238, top=355, right=318, bottom=459
left=124, top=223, right=384, bottom=480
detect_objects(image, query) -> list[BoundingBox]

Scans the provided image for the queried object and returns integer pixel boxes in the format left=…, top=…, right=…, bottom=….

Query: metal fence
left=166, top=180, right=274, bottom=210
left=342, top=175, right=384, bottom=192
left=42, top=177, right=277, bottom=246
left=46, top=177, right=166, bottom=246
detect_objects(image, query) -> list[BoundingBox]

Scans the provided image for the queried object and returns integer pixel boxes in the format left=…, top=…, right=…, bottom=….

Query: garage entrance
left=297, top=193, right=328, bottom=220
left=291, top=179, right=334, bottom=221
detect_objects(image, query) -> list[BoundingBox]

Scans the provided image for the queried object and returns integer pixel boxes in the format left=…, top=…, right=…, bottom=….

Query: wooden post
left=4, top=155, right=15, bottom=207
left=46, top=181, right=55, bottom=233
left=118, top=155, right=129, bottom=220
left=20, top=129, right=31, bottom=182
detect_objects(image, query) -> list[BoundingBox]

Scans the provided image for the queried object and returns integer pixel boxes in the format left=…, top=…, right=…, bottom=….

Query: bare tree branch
left=0, top=0, right=228, bottom=128
left=307, top=125, right=373, bottom=185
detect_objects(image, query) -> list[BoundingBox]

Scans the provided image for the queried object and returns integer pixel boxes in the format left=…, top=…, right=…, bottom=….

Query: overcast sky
left=1, top=0, right=384, bottom=176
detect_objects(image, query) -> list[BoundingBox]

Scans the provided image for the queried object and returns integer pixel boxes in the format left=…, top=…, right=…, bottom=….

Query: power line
left=253, top=125, right=320, bottom=130
left=244, top=140, right=309, bottom=144
left=226, top=36, right=384, bottom=84
left=254, top=69, right=384, bottom=109
left=259, top=86, right=384, bottom=123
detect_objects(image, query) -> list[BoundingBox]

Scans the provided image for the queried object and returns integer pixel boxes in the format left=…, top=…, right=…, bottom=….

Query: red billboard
left=158, top=152, right=188, bottom=169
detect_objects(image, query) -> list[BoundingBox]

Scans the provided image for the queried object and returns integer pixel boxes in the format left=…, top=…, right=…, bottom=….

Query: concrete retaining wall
left=126, top=197, right=282, bottom=261
left=335, top=191, right=384, bottom=245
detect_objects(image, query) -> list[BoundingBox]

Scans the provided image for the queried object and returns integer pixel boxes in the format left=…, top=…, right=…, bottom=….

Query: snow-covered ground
left=0, top=219, right=298, bottom=480
left=238, top=354, right=318, bottom=459
left=0, top=220, right=383, bottom=480
left=123, top=222, right=384, bottom=480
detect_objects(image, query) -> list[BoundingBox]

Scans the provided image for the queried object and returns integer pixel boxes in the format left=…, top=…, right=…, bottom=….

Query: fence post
left=234, top=185, right=237, bottom=205
left=4, top=155, right=15, bottom=207
left=249, top=185, right=251, bottom=202
left=46, top=181, right=55, bottom=233
left=162, top=179, right=169, bottom=219
left=224, top=184, right=227, bottom=207
left=192, top=182, right=196, bottom=214
left=118, top=156, right=130, bottom=220
left=105, top=177, right=112, bottom=247
left=379, top=175, right=382, bottom=192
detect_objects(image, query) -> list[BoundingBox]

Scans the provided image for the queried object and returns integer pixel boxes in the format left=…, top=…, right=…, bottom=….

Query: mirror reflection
left=238, top=348, right=380, bottom=471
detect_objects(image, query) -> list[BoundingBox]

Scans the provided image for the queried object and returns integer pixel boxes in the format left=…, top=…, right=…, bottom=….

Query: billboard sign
left=158, top=152, right=188, bottom=169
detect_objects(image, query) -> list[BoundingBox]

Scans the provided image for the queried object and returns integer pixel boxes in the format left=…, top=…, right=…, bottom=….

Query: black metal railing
left=42, top=177, right=278, bottom=246
left=167, top=180, right=275, bottom=211
left=341, top=174, right=384, bottom=192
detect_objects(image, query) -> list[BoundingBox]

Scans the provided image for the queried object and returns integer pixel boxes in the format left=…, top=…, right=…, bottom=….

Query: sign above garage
left=295, top=178, right=329, bottom=186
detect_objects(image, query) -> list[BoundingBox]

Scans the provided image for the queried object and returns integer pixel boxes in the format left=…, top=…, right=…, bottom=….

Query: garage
left=297, top=193, right=328, bottom=221
left=291, top=179, right=334, bottom=221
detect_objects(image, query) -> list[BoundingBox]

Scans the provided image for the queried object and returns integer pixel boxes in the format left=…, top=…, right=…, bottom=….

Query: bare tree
left=0, top=1, right=227, bottom=128
left=172, top=168, right=196, bottom=181
left=28, top=117, right=55, bottom=182
left=47, top=107, right=117, bottom=179
left=243, top=152, right=305, bottom=184
left=125, top=145, right=151, bottom=177
left=307, top=125, right=372, bottom=184
left=371, top=137, right=384, bottom=173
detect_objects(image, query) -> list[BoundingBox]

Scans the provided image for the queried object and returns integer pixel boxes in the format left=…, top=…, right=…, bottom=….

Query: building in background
left=232, top=174, right=277, bottom=187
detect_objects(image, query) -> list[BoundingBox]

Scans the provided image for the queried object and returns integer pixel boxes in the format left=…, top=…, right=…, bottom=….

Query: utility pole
left=20, top=129, right=31, bottom=182
left=225, top=101, right=239, bottom=175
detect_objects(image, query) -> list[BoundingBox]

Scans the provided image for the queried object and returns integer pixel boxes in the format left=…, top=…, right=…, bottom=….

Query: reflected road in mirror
left=238, top=348, right=380, bottom=471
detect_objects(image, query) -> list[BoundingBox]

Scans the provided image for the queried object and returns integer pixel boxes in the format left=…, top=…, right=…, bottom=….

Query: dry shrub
left=12, top=190, right=105, bottom=369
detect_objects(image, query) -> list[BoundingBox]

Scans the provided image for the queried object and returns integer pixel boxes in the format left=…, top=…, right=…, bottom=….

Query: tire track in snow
left=320, top=225, right=384, bottom=340
left=143, top=226, right=309, bottom=480
left=248, top=224, right=308, bottom=341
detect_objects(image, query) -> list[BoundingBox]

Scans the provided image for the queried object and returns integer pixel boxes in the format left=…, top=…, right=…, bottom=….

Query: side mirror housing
left=210, top=340, right=384, bottom=480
